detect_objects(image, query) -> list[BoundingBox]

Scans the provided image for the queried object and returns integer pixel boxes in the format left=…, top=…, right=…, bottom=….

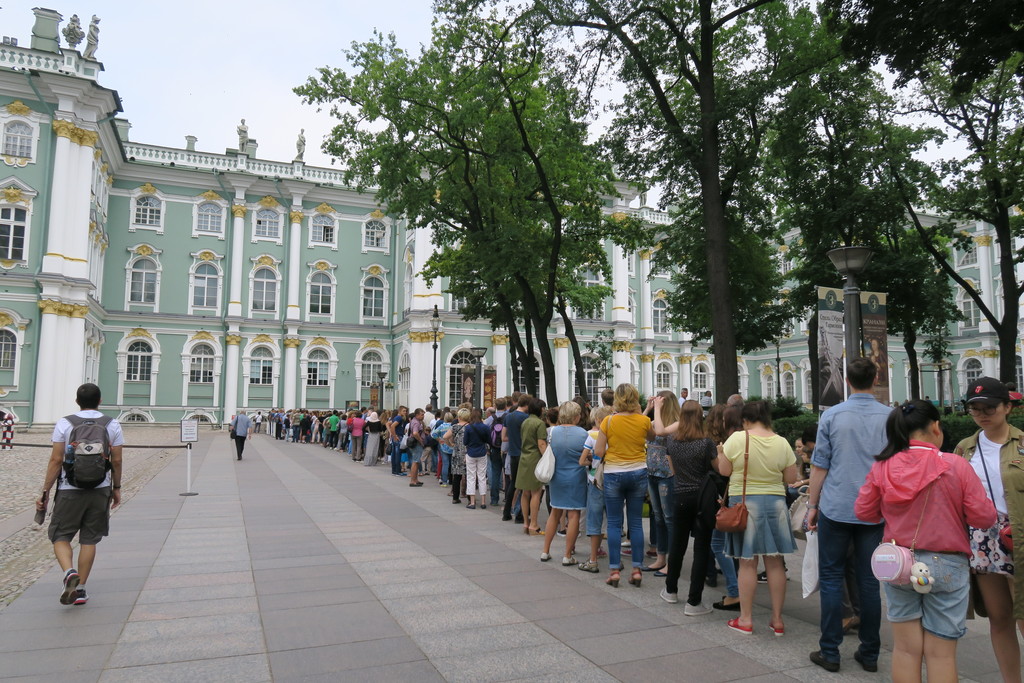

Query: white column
left=640, top=353, right=654, bottom=396
left=612, top=341, right=631, bottom=387
left=411, top=223, right=444, bottom=311
left=32, top=304, right=65, bottom=422
left=409, top=333, right=436, bottom=410
left=976, top=231, right=994, bottom=334
left=228, top=199, right=246, bottom=318
left=982, top=351, right=999, bottom=378
left=223, top=332, right=241, bottom=424
left=678, top=355, right=692, bottom=394
left=65, top=310, right=88, bottom=393
left=554, top=337, right=570, bottom=402
left=611, top=244, right=630, bottom=325
left=286, top=207, right=303, bottom=321
left=639, top=251, right=653, bottom=340
left=283, top=334, right=300, bottom=410
left=493, top=334, right=509, bottom=397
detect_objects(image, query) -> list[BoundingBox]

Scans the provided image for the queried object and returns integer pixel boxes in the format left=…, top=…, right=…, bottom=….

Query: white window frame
left=783, top=371, right=796, bottom=398
left=241, top=340, right=280, bottom=407
left=248, top=346, right=275, bottom=385
left=959, top=247, right=977, bottom=267
left=1, top=107, right=41, bottom=166
left=192, top=198, right=227, bottom=239
left=248, top=257, right=282, bottom=318
left=306, top=349, right=331, bottom=387
left=581, top=356, right=602, bottom=405
left=251, top=206, right=284, bottom=244
left=2, top=121, right=33, bottom=159
left=179, top=336, right=224, bottom=407
left=361, top=215, right=391, bottom=254
left=0, top=178, right=36, bottom=267
left=360, top=266, right=390, bottom=325
left=188, top=343, right=216, bottom=384
left=115, top=332, right=162, bottom=406
left=960, top=292, right=981, bottom=329
left=300, top=342, right=339, bottom=406
left=448, top=349, right=480, bottom=407
left=962, top=357, right=984, bottom=386
left=652, top=298, right=668, bottom=335
left=0, top=203, right=28, bottom=262
left=131, top=193, right=164, bottom=233
left=124, top=246, right=163, bottom=311
left=655, top=361, right=673, bottom=391
left=189, top=261, right=222, bottom=314
left=308, top=270, right=335, bottom=320
left=310, top=213, right=337, bottom=248
left=692, top=362, right=710, bottom=392
left=359, top=350, right=384, bottom=389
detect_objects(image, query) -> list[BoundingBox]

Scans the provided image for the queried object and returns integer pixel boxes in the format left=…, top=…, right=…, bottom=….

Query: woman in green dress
left=515, top=397, right=548, bottom=535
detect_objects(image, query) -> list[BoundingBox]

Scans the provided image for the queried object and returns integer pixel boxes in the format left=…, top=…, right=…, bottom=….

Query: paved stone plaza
left=0, top=435, right=1008, bottom=682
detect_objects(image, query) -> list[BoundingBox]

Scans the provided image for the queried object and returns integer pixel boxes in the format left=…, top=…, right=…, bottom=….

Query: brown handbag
left=715, top=432, right=749, bottom=533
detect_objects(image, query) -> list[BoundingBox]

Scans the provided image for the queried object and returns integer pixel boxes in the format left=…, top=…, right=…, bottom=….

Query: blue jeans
left=603, top=469, right=648, bottom=570
left=487, top=448, right=503, bottom=504
left=817, top=513, right=884, bottom=664
left=390, top=440, right=403, bottom=475
left=648, top=475, right=674, bottom=556
left=711, top=530, right=739, bottom=598
left=440, top=451, right=451, bottom=483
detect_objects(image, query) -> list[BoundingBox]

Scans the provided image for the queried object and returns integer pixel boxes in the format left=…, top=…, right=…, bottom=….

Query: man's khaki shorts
left=48, top=487, right=111, bottom=545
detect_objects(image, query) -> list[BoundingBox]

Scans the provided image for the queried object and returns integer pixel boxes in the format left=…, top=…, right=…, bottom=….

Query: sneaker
left=73, top=587, right=88, bottom=605
left=561, top=556, right=578, bottom=566
left=578, top=560, right=600, bottom=573
left=660, top=588, right=678, bottom=604
left=809, top=651, right=840, bottom=673
left=540, top=552, right=551, bottom=562
left=684, top=601, right=712, bottom=616
left=757, top=571, right=768, bottom=583
left=556, top=529, right=566, bottom=537
left=59, top=568, right=80, bottom=605
left=621, top=540, right=631, bottom=549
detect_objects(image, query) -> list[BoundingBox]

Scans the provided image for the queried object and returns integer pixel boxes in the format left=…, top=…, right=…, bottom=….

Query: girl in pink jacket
left=856, top=399, right=996, bottom=683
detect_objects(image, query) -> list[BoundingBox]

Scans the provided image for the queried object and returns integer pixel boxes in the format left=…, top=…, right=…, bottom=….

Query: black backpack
left=62, top=414, right=113, bottom=489
left=489, top=413, right=505, bottom=449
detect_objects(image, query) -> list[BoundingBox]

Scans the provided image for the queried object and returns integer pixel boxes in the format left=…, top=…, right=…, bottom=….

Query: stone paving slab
left=0, top=433, right=1003, bottom=682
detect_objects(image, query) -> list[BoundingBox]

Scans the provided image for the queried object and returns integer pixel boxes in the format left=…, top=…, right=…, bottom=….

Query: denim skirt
left=724, top=494, right=797, bottom=559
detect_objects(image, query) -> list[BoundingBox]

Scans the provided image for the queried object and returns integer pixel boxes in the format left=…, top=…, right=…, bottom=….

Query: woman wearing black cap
left=954, top=376, right=1024, bottom=682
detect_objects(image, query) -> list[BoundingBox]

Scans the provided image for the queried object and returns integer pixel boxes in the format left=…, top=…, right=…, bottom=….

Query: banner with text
left=860, top=291, right=890, bottom=405
left=817, top=286, right=846, bottom=408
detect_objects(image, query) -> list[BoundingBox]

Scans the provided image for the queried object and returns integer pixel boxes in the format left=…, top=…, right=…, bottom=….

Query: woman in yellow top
left=594, top=383, right=655, bottom=588
left=718, top=400, right=798, bottom=636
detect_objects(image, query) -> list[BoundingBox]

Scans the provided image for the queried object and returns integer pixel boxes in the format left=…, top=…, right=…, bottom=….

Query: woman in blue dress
left=541, top=401, right=589, bottom=565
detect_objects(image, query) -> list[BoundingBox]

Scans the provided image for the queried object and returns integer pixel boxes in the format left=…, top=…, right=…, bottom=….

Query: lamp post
left=775, top=340, right=782, bottom=399
left=377, top=370, right=388, bottom=411
left=470, top=346, right=486, bottom=410
left=430, top=305, right=440, bottom=412
left=827, top=246, right=874, bottom=363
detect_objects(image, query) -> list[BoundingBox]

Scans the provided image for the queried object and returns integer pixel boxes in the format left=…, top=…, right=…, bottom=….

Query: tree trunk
left=558, top=298, right=590, bottom=400
left=531, top=321, right=559, bottom=407
left=509, top=336, right=521, bottom=396
left=523, top=317, right=537, bottom=396
left=996, top=211, right=1021, bottom=383
left=904, top=326, right=920, bottom=400
left=807, top=311, right=819, bottom=413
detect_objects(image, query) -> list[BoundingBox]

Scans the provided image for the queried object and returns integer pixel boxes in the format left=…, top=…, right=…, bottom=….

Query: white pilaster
left=554, top=337, right=570, bottom=403
left=32, top=305, right=64, bottom=422
left=640, top=353, right=655, bottom=397
left=976, top=229, right=994, bottom=334
left=223, top=332, right=241, bottom=424
left=411, top=223, right=444, bottom=311
left=639, top=251, right=653, bottom=340
left=409, top=332, right=436, bottom=410
left=612, top=341, right=632, bottom=387
left=283, top=331, right=300, bottom=410
left=611, top=244, right=630, bottom=325
left=493, top=334, right=509, bottom=397
left=286, top=205, right=303, bottom=321
left=678, top=354, right=692, bottom=394
left=228, top=196, right=246, bottom=318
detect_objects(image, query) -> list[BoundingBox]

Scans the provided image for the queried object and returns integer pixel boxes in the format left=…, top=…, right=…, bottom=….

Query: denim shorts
left=585, top=480, right=605, bottom=537
left=724, top=494, right=796, bottom=559
left=883, top=551, right=969, bottom=640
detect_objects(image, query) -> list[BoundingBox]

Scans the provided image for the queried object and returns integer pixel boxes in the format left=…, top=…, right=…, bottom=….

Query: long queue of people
left=259, top=359, right=1024, bottom=683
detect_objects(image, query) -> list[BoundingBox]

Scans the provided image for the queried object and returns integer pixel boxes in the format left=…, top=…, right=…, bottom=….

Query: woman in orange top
left=594, top=383, right=655, bottom=588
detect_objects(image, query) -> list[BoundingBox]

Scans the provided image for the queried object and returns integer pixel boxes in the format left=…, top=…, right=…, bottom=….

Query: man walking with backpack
left=486, top=398, right=508, bottom=507
left=36, top=383, right=123, bottom=606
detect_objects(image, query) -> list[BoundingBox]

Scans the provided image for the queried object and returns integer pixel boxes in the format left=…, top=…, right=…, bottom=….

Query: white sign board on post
left=179, top=419, right=199, bottom=496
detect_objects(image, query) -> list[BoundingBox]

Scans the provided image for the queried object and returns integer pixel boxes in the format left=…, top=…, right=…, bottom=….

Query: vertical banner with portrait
left=460, top=365, right=476, bottom=406
left=817, top=286, right=846, bottom=408
left=860, top=291, right=889, bottom=405
left=484, top=368, right=496, bottom=409
left=369, top=385, right=379, bottom=408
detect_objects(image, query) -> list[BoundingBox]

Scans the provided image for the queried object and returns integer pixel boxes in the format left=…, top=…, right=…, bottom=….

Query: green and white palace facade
left=0, top=9, right=1020, bottom=424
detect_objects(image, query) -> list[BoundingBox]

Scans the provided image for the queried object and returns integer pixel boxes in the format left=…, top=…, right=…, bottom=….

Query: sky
left=1, top=1, right=436, bottom=168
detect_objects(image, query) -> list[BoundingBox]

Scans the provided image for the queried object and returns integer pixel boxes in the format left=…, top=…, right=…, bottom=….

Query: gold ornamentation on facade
left=308, top=337, right=330, bottom=347
left=0, top=259, right=15, bottom=269
left=778, top=245, right=789, bottom=253
left=127, top=327, right=154, bottom=339
left=315, top=261, right=329, bottom=271
left=94, top=148, right=102, bottom=160
left=52, top=119, right=97, bottom=147
left=370, top=209, right=386, bottom=220
left=367, top=265, right=383, bottom=276
left=762, top=366, right=774, bottom=377
left=198, top=250, right=215, bottom=261
left=283, top=337, right=302, bottom=348
left=409, top=331, right=444, bottom=343
left=362, top=339, right=384, bottom=350
left=252, top=334, right=274, bottom=343
left=963, top=349, right=979, bottom=357
left=38, top=299, right=63, bottom=315
left=973, top=235, right=993, bottom=247
left=639, top=249, right=651, bottom=260
left=980, top=349, right=999, bottom=358
left=611, top=341, right=633, bottom=352
left=5, top=100, right=31, bottom=116
left=552, top=337, right=571, bottom=349
left=225, top=334, right=242, bottom=346
left=257, top=255, right=274, bottom=266
left=610, top=211, right=628, bottom=222
left=653, top=289, right=667, bottom=300
left=782, top=362, right=793, bottom=371
left=99, top=162, right=108, bottom=174
left=134, top=244, right=154, bottom=256
left=258, top=196, right=279, bottom=208
left=138, top=182, right=158, bottom=195
left=231, top=204, right=247, bottom=218
left=657, top=352, right=672, bottom=360
left=190, top=331, right=215, bottom=341
left=199, top=190, right=222, bottom=201
left=289, top=210, right=304, bottom=224
left=2, top=186, right=25, bottom=204
left=638, top=354, right=655, bottom=363
left=0, top=313, right=13, bottom=328
left=315, top=202, right=335, bottom=214
left=491, top=335, right=508, bottom=345
left=695, top=354, right=709, bottom=361
left=678, top=355, right=692, bottom=364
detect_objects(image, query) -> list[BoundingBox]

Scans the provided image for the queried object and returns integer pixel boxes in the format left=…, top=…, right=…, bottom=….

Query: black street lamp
left=470, top=346, right=486, bottom=410
left=430, top=305, right=440, bottom=412
left=775, top=340, right=782, bottom=399
left=377, top=370, right=388, bottom=411
left=827, top=246, right=874, bottom=362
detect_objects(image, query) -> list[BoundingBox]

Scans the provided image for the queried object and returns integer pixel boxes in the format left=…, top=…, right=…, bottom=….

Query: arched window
left=361, top=351, right=383, bottom=388
left=134, top=196, right=161, bottom=226
left=307, top=349, right=329, bottom=386
left=692, top=362, right=710, bottom=391
left=312, top=214, right=335, bottom=243
left=783, top=371, right=796, bottom=398
left=189, top=344, right=214, bottom=383
left=450, top=295, right=467, bottom=312
left=1017, top=356, right=1023, bottom=391
left=2, top=121, right=32, bottom=158
left=249, top=347, right=273, bottom=385
left=362, top=276, right=385, bottom=319
left=123, top=413, right=150, bottom=423
left=364, top=219, right=386, bottom=249
left=192, top=263, right=219, bottom=308
left=129, top=258, right=157, bottom=303
left=0, top=329, right=16, bottom=368
left=516, top=355, right=542, bottom=396
left=309, top=272, right=333, bottom=315
left=255, top=209, right=280, bottom=238
left=581, top=357, right=601, bottom=405
left=0, top=206, right=27, bottom=261
left=252, top=268, right=277, bottom=311
left=449, top=350, right=477, bottom=406
left=961, top=294, right=980, bottom=328
left=959, top=247, right=977, bottom=266
left=652, top=299, right=668, bottom=334
left=126, top=341, right=153, bottom=381
left=763, top=372, right=776, bottom=399
left=964, top=358, right=983, bottom=385
left=655, top=361, right=672, bottom=390
left=196, top=202, right=222, bottom=233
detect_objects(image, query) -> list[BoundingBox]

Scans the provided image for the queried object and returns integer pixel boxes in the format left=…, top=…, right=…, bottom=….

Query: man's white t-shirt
left=51, top=410, right=124, bottom=491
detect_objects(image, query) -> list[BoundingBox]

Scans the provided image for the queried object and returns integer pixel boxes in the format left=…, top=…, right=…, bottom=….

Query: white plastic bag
left=802, top=531, right=820, bottom=599
left=535, top=444, right=555, bottom=483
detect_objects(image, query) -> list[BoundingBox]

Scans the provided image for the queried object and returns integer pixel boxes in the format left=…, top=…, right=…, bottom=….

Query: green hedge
left=774, top=414, right=820, bottom=444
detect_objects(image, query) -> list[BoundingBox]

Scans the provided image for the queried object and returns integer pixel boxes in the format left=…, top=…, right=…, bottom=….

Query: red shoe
left=727, top=618, right=753, bottom=635
left=768, top=621, right=785, bottom=637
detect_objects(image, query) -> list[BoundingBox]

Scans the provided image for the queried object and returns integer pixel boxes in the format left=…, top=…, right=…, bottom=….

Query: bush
left=774, top=414, right=820, bottom=444
left=942, top=412, right=1024, bottom=448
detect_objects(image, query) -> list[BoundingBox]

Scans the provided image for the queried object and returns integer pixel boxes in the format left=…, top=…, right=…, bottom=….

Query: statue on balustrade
left=82, top=16, right=100, bottom=59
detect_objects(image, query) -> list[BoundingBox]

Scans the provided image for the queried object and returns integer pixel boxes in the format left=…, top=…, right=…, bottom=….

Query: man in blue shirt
left=501, top=395, right=530, bottom=522
left=806, top=358, right=891, bottom=673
